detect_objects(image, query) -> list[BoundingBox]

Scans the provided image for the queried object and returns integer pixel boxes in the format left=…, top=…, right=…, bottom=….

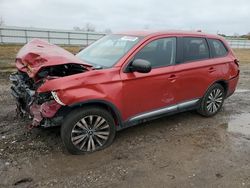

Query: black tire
left=197, top=83, right=225, bottom=117
left=61, top=106, right=116, bottom=155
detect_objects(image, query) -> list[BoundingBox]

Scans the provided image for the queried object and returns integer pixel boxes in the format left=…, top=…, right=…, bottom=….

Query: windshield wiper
left=93, top=65, right=103, bottom=70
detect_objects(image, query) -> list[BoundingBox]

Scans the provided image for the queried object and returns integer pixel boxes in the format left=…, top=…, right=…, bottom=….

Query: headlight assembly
left=51, top=91, right=65, bottom=106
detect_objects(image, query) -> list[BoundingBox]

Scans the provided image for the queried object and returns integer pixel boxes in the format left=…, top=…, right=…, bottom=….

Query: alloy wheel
left=206, top=88, right=224, bottom=113
left=71, top=115, right=110, bottom=152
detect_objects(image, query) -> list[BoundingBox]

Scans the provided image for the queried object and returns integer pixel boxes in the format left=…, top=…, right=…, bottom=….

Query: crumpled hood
left=16, top=39, right=92, bottom=78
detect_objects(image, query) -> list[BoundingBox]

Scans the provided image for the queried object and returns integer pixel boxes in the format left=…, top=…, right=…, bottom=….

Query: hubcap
left=71, top=115, right=110, bottom=152
left=206, top=88, right=223, bottom=113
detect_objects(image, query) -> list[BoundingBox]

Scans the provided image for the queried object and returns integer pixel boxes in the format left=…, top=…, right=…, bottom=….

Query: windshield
left=76, top=34, right=141, bottom=68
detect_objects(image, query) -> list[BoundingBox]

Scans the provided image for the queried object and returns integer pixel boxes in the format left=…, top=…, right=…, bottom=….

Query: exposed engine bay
left=9, top=39, right=93, bottom=128
left=36, top=63, right=87, bottom=79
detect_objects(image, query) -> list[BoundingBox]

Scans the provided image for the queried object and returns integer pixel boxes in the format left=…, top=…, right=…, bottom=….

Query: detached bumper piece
left=30, top=100, right=61, bottom=127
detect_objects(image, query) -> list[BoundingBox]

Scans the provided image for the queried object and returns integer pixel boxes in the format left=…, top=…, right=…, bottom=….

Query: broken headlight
left=51, top=91, right=65, bottom=106
left=36, top=92, right=53, bottom=104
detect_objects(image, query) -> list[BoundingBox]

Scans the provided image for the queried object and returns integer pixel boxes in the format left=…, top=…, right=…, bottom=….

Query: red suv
left=10, top=31, right=239, bottom=154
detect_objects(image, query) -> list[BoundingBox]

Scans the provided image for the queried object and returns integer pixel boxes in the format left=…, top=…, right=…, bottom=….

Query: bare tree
left=73, top=23, right=96, bottom=32
left=247, top=32, right=250, bottom=40
left=73, top=26, right=81, bottom=31
left=233, top=33, right=239, bottom=37
left=84, top=23, right=95, bottom=32
left=0, top=17, right=4, bottom=26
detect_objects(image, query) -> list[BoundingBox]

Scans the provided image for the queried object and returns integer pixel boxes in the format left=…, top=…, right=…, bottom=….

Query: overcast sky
left=0, top=0, right=249, bottom=35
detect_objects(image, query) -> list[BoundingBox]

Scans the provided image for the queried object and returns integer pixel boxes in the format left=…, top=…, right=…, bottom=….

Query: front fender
left=68, top=99, right=123, bottom=128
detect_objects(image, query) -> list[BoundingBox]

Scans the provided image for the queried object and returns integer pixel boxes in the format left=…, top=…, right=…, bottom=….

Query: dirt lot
left=0, top=47, right=250, bottom=187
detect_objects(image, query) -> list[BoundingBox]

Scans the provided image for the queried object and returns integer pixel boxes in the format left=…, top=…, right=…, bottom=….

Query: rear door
left=173, top=37, right=221, bottom=103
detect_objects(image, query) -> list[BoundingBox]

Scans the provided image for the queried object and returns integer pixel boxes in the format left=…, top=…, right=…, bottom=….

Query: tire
left=61, top=106, right=116, bottom=155
left=197, top=83, right=225, bottom=117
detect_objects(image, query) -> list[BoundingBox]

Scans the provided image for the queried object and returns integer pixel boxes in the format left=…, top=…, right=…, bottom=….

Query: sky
left=0, top=0, right=250, bottom=35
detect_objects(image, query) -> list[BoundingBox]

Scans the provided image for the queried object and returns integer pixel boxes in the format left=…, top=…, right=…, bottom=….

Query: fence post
left=24, top=29, right=28, bottom=43
left=86, top=33, right=88, bottom=46
left=0, top=28, right=2, bottom=43
left=68, top=32, right=70, bottom=45
left=48, top=31, right=50, bottom=43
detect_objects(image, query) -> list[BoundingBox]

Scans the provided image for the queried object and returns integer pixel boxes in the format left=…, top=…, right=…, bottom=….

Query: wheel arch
left=214, top=80, right=228, bottom=96
left=57, top=99, right=123, bottom=129
left=203, top=79, right=228, bottom=98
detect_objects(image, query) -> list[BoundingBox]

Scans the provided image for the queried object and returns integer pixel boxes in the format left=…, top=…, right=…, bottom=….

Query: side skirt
left=118, top=99, right=200, bottom=131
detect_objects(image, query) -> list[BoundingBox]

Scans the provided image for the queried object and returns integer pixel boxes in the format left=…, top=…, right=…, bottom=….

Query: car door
left=120, top=37, right=178, bottom=121
left=173, top=37, right=222, bottom=103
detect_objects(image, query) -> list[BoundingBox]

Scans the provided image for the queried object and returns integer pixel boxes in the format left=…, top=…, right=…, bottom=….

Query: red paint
left=40, top=100, right=62, bottom=118
left=16, top=31, right=239, bottom=124
left=29, top=100, right=61, bottom=126
left=16, top=39, right=92, bottom=78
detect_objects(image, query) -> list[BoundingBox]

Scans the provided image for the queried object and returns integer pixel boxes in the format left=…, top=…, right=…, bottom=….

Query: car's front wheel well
left=57, top=101, right=122, bottom=128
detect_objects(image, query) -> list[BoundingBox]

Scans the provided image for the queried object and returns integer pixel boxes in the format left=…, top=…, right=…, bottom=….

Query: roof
left=115, top=30, right=221, bottom=39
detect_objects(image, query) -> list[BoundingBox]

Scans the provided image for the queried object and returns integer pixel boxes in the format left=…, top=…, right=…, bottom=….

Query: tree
left=247, top=33, right=250, bottom=40
left=218, top=33, right=226, bottom=37
left=84, top=23, right=95, bottom=32
left=73, top=22, right=96, bottom=32
left=233, top=33, right=239, bottom=37
left=73, top=26, right=81, bottom=31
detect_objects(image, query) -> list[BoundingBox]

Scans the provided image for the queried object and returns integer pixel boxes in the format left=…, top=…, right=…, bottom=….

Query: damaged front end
left=10, top=39, right=92, bottom=128
left=10, top=71, right=62, bottom=128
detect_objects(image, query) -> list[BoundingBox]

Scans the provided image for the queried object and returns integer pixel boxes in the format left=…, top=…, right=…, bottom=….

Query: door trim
left=118, top=99, right=200, bottom=130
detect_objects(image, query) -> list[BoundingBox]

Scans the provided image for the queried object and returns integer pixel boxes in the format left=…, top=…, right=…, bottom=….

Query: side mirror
left=129, top=59, right=151, bottom=73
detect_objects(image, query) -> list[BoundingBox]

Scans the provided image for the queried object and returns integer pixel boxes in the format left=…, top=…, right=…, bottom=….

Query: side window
left=183, top=37, right=209, bottom=62
left=134, top=38, right=176, bottom=68
left=208, top=39, right=228, bottom=58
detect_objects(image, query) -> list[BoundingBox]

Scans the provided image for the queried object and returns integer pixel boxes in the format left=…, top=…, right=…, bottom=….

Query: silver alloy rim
left=206, top=88, right=223, bottom=113
left=71, top=115, right=110, bottom=152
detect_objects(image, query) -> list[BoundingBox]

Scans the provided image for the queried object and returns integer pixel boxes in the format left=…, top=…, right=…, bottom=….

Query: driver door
left=120, top=37, right=178, bottom=121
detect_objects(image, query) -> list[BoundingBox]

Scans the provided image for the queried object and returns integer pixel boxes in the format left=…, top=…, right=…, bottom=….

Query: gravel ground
left=0, top=64, right=250, bottom=188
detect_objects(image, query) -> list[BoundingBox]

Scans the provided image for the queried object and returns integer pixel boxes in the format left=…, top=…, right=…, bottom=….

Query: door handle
left=208, top=67, right=216, bottom=73
left=168, top=74, right=177, bottom=82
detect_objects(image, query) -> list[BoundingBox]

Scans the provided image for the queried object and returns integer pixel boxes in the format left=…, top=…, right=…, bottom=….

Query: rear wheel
left=197, top=83, right=225, bottom=117
left=61, top=107, right=116, bottom=154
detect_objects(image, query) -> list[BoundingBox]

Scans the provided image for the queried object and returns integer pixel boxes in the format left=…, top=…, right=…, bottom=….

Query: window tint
left=208, top=39, right=228, bottom=58
left=134, top=38, right=176, bottom=68
left=183, top=37, right=209, bottom=62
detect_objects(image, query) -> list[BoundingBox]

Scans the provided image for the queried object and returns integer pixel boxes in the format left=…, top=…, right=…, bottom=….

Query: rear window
left=183, top=37, right=209, bottom=62
left=208, top=39, right=228, bottom=58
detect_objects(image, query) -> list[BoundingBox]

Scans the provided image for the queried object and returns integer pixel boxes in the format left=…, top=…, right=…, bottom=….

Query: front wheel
left=197, top=83, right=225, bottom=117
left=61, top=107, right=116, bottom=154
